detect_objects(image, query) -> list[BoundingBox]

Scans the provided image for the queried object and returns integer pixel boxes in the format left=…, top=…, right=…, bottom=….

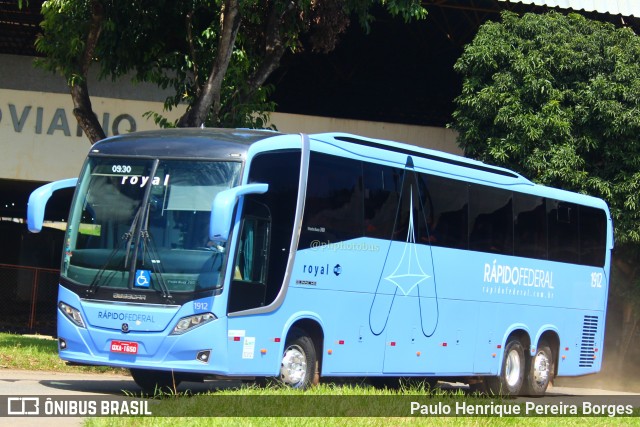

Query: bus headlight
left=171, top=313, right=216, bottom=335
left=58, top=301, right=86, bottom=328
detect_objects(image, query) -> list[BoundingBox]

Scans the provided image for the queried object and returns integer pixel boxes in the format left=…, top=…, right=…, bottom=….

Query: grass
left=82, top=382, right=640, bottom=427
left=0, top=332, right=125, bottom=374
left=1, top=332, right=638, bottom=426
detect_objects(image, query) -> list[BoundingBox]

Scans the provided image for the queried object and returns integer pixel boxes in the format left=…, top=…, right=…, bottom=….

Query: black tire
left=130, top=368, right=180, bottom=394
left=279, top=328, right=318, bottom=389
left=485, top=337, right=525, bottom=395
left=524, top=342, right=554, bottom=395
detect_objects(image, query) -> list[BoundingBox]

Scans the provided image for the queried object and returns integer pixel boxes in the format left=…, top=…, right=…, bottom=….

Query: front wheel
left=279, top=329, right=318, bottom=389
left=524, top=342, right=554, bottom=395
left=485, top=337, right=525, bottom=395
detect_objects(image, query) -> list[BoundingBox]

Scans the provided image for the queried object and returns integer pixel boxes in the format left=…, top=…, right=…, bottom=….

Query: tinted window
left=548, top=200, right=579, bottom=263
left=240, top=150, right=300, bottom=308
left=392, top=168, right=432, bottom=243
left=363, top=162, right=402, bottom=240
left=469, top=184, right=513, bottom=255
left=580, top=206, right=607, bottom=267
left=514, top=194, right=547, bottom=259
left=426, top=174, right=468, bottom=249
left=301, top=153, right=363, bottom=246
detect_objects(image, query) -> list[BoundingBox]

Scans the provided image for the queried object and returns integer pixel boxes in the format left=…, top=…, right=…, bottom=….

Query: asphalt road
left=0, top=369, right=638, bottom=426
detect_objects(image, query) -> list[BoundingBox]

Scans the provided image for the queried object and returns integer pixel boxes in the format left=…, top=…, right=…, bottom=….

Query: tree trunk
left=177, top=0, right=241, bottom=128
left=72, top=0, right=106, bottom=144
left=71, top=80, right=106, bottom=144
left=220, top=1, right=293, bottom=123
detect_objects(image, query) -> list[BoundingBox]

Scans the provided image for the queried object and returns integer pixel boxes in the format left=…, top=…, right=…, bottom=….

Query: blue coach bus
left=28, top=128, right=612, bottom=395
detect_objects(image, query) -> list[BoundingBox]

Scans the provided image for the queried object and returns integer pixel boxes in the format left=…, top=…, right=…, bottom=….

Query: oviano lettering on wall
left=0, top=88, right=182, bottom=181
left=1, top=103, right=137, bottom=138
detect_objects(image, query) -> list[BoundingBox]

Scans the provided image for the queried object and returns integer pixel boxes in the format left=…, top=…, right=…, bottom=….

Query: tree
left=450, top=11, right=640, bottom=370
left=34, top=0, right=427, bottom=143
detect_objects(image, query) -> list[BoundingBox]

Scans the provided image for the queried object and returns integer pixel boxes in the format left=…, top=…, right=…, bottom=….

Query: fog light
left=59, top=338, right=67, bottom=350
left=196, top=350, right=211, bottom=364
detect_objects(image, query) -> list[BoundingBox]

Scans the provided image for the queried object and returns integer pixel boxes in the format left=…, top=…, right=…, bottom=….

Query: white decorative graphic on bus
left=369, top=187, right=438, bottom=338
left=383, top=200, right=431, bottom=296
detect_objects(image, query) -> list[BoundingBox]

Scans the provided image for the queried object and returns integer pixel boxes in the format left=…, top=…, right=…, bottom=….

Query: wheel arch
left=283, top=315, right=325, bottom=377
left=503, top=326, right=531, bottom=354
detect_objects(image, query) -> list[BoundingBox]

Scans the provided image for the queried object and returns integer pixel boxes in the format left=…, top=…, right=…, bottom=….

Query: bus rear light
left=327, top=349, right=333, bottom=355
left=233, top=336, right=241, bottom=342
left=171, top=313, right=216, bottom=335
left=261, top=349, right=267, bottom=355
left=496, top=344, right=502, bottom=349
left=338, top=340, right=345, bottom=345
left=442, top=343, right=448, bottom=347
left=273, top=338, right=281, bottom=342
left=390, top=342, right=396, bottom=347
left=416, top=351, right=421, bottom=357
left=58, top=301, right=85, bottom=328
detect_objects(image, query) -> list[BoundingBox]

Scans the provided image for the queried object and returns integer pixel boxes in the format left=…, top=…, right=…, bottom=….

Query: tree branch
left=185, top=9, right=200, bottom=97
left=178, top=0, right=242, bottom=127
left=225, top=1, right=293, bottom=118
left=72, top=0, right=106, bottom=144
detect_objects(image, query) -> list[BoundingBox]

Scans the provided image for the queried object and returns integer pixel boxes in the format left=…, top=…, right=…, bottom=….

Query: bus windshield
left=62, top=157, right=242, bottom=295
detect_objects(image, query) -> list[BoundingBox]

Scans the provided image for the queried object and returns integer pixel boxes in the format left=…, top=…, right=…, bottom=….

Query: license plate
left=110, top=340, right=138, bottom=354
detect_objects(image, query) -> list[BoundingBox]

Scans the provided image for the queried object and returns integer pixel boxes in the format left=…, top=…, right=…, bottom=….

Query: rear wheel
left=279, top=328, right=318, bottom=389
left=130, top=368, right=180, bottom=394
left=485, top=337, right=525, bottom=395
left=524, top=342, right=553, bottom=395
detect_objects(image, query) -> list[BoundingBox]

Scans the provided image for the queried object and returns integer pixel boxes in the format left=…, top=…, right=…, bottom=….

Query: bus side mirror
left=27, top=178, right=78, bottom=233
left=210, top=183, right=269, bottom=242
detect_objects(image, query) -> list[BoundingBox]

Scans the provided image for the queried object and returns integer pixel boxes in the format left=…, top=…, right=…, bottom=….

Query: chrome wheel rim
left=505, top=348, right=521, bottom=387
left=532, top=350, right=550, bottom=387
left=280, top=345, right=307, bottom=387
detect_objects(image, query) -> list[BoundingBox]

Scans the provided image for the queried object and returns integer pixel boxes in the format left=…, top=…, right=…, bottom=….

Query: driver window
left=228, top=199, right=271, bottom=312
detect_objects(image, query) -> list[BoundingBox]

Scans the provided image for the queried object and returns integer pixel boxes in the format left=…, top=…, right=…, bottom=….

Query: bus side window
left=579, top=206, right=607, bottom=267
left=426, top=175, right=468, bottom=250
left=363, top=162, right=402, bottom=240
left=469, top=184, right=513, bottom=255
left=301, top=153, right=363, bottom=245
left=514, top=194, right=547, bottom=260
left=548, top=200, right=579, bottom=264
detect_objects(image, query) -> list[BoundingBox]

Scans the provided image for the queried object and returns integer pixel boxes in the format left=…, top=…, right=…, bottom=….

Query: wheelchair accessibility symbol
left=135, top=270, right=151, bottom=288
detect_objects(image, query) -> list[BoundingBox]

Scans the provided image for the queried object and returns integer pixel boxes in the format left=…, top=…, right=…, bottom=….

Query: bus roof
left=90, top=128, right=282, bottom=159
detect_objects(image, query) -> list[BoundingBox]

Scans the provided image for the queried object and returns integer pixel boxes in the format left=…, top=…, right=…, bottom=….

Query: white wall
left=269, top=112, right=460, bottom=154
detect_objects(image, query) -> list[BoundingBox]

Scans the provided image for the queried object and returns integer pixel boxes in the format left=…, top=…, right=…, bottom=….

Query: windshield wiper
left=124, top=159, right=174, bottom=302
left=85, top=206, right=143, bottom=296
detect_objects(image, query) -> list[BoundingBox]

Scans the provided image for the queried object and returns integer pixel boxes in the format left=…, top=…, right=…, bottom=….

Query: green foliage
left=35, top=0, right=94, bottom=85
left=35, top=1, right=426, bottom=131
left=451, top=11, right=640, bottom=246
